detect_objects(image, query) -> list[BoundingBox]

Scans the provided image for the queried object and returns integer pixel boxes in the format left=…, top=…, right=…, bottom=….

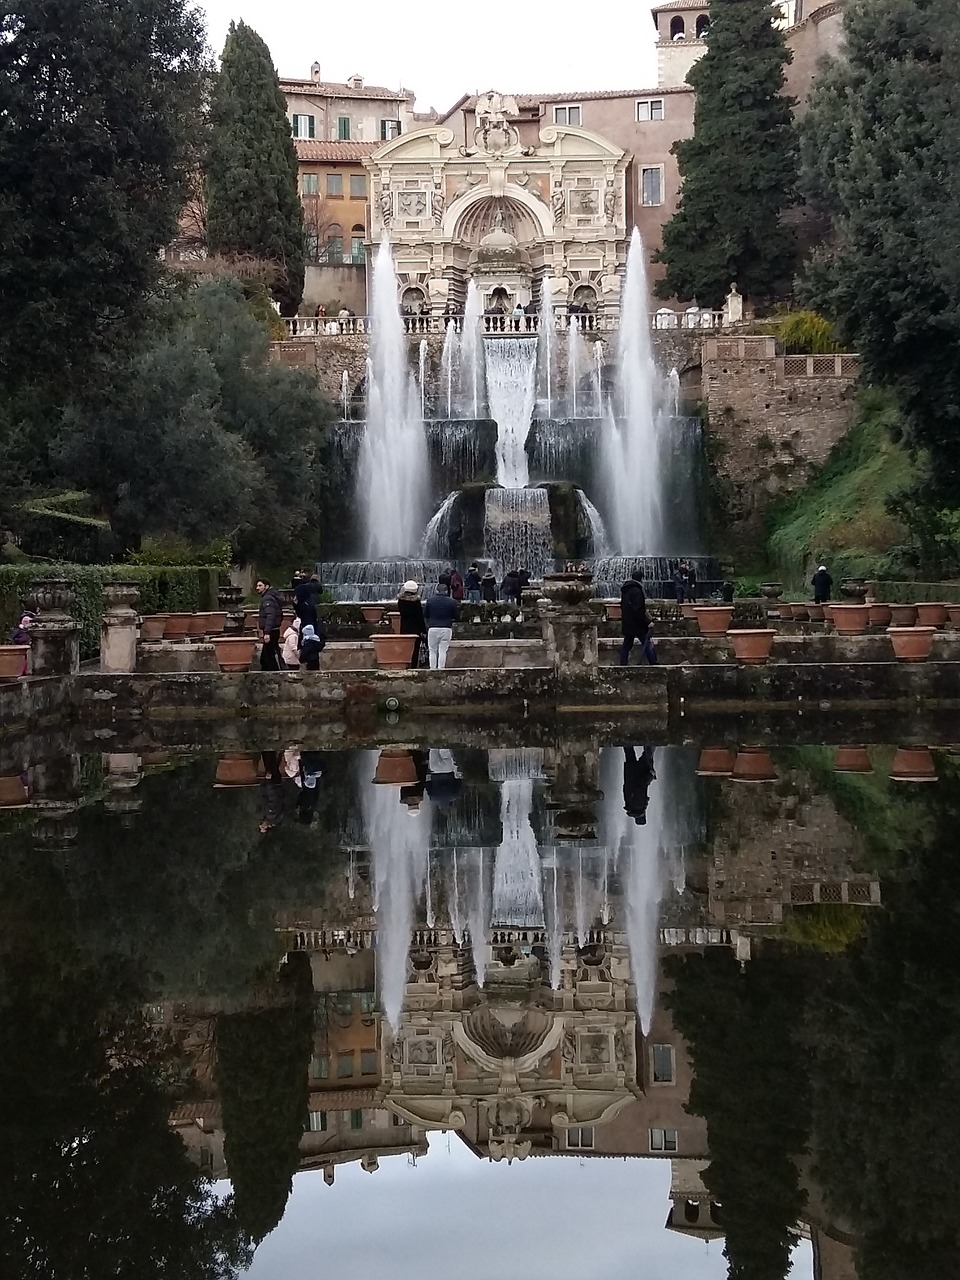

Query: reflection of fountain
left=489, top=748, right=545, bottom=929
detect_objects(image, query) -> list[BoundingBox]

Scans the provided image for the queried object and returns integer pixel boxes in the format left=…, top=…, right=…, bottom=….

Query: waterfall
left=418, top=340, right=428, bottom=419
left=566, top=320, right=586, bottom=419
left=340, top=369, right=349, bottom=419
left=358, top=239, right=429, bottom=557
left=599, top=228, right=669, bottom=555
left=422, top=492, right=459, bottom=559
left=483, top=487, right=553, bottom=578
left=440, top=323, right=459, bottom=420
left=459, top=281, right=485, bottom=418
left=594, top=342, right=604, bottom=417
left=485, top=337, right=538, bottom=487
left=576, top=491, right=610, bottom=557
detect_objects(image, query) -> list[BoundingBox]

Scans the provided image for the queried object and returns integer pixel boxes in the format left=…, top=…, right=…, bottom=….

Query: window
left=649, top=1128, right=678, bottom=1152
left=636, top=98, right=665, bottom=122
left=292, top=113, right=315, bottom=139
left=380, top=118, right=401, bottom=140
left=553, top=104, right=581, bottom=126
left=350, top=173, right=367, bottom=199
left=359, top=991, right=376, bottom=1014
left=327, top=173, right=343, bottom=198
left=337, top=1051, right=353, bottom=1078
left=566, top=1126, right=594, bottom=1150
left=337, top=115, right=351, bottom=140
left=360, top=1050, right=378, bottom=1076
left=325, top=223, right=343, bottom=263
left=301, top=173, right=319, bottom=195
left=696, top=13, right=711, bottom=36
left=310, top=1055, right=329, bottom=1080
left=652, top=1044, right=675, bottom=1084
left=349, top=1109, right=364, bottom=1131
left=641, top=165, right=664, bottom=206
left=351, top=235, right=365, bottom=264
left=307, top=1110, right=327, bottom=1132
left=670, top=14, right=686, bottom=38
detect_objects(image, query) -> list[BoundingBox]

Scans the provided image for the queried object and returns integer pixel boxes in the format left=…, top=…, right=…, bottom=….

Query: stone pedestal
left=218, top=584, right=245, bottom=636
left=26, top=579, right=79, bottom=678
left=29, top=752, right=80, bottom=849
left=101, top=582, right=140, bottom=673
left=539, top=575, right=599, bottom=676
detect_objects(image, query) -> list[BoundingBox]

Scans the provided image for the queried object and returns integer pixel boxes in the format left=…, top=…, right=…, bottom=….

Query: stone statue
left=492, top=209, right=505, bottom=232
left=551, top=185, right=565, bottom=223
left=432, top=182, right=445, bottom=227
left=461, top=89, right=533, bottom=158
left=724, top=281, right=744, bottom=325
left=379, top=185, right=392, bottom=225
left=604, top=182, right=616, bottom=223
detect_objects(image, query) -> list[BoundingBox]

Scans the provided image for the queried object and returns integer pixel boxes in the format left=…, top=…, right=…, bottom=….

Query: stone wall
left=701, top=336, right=860, bottom=549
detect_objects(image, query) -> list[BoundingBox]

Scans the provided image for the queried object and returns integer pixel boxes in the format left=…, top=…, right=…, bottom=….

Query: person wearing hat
left=811, top=564, right=833, bottom=604
left=298, top=622, right=326, bottom=670
left=397, top=581, right=427, bottom=668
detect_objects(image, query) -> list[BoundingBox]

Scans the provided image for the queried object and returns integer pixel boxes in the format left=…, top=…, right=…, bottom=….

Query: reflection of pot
left=0, top=775, right=29, bottom=807
left=732, top=747, right=777, bottom=782
left=916, top=602, right=948, bottom=628
left=212, top=636, right=257, bottom=672
left=696, top=747, right=736, bottom=776
left=889, top=747, right=937, bottom=783
left=835, top=746, right=873, bottom=773
left=214, top=754, right=263, bottom=787
left=831, top=604, right=870, bottom=635
left=887, top=626, right=937, bottom=662
left=373, top=749, right=418, bottom=785
left=693, top=606, right=734, bottom=636
left=163, top=613, right=192, bottom=641
left=0, top=646, right=29, bottom=681
left=727, top=629, right=776, bottom=664
left=868, top=604, right=892, bottom=626
left=361, top=605, right=386, bottom=625
left=139, top=614, right=167, bottom=641
left=372, top=634, right=416, bottom=668
left=889, top=604, right=918, bottom=626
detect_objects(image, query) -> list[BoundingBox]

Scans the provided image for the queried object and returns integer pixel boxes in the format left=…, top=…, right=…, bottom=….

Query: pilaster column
left=101, top=581, right=140, bottom=673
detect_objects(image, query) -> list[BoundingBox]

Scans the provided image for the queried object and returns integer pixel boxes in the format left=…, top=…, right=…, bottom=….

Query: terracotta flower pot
left=681, top=603, right=697, bottom=620
left=373, top=749, right=418, bottom=785
left=807, top=604, right=824, bottom=622
left=696, top=747, right=736, bottom=776
left=604, top=601, right=622, bottom=623
left=387, top=611, right=402, bottom=635
left=139, top=614, right=167, bottom=641
left=889, top=747, right=937, bottom=783
left=373, top=633, right=416, bottom=668
left=916, top=602, right=948, bottom=628
left=822, top=604, right=835, bottom=623
left=834, top=746, right=873, bottom=774
left=0, top=775, right=29, bottom=807
left=831, top=604, right=870, bottom=635
left=792, top=604, right=809, bottom=621
left=0, top=645, right=29, bottom=681
left=361, top=605, right=386, bottom=625
left=204, top=612, right=228, bottom=635
left=214, top=754, right=264, bottom=787
left=889, top=604, right=918, bottom=626
left=868, top=603, right=892, bottom=627
left=731, top=747, right=777, bottom=782
left=212, top=636, right=258, bottom=672
left=693, top=605, right=734, bottom=636
left=886, top=625, right=937, bottom=662
left=243, top=609, right=260, bottom=633
left=947, top=605, right=960, bottom=629
left=163, top=613, right=192, bottom=641
left=727, top=629, right=776, bottom=664
left=186, top=612, right=207, bottom=637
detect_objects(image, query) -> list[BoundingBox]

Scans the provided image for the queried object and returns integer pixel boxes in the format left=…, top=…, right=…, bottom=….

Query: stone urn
left=760, top=582, right=783, bottom=600
left=889, top=604, right=918, bottom=626
left=731, top=747, right=777, bottom=782
left=727, top=629, right=776, bottom=664
left=218, top=584, right=243, bottom=608
left=887, top=625, right=937, bottom=662
left=540, top=573, right=594, bottom=609
left=211, top=635, right=258, bottom=672
left=693, top=605, right=734, bottom=636
left=372, top=633, right=416, bottom=668
left=139, top=614, right=168, bottom=641
left=868, top=603, right=892, bottom=627
left=916, top=602, right=948, bottom=628
left=834, top=746, right=873, bottom=774
left=889, top=747, right=938, bottom=783
left=373, top=749, right=419, bottom=785
left=103, top=581, right=140, bottom=612
left=696, top=747, right=736, bottom=777
left=831, top=604, right=871, bottom=635
left=214, top=754, right=264, bottom=787
left=840, top=578, right=868, bottom=602
left=26, top=578, right=76, bottom=617
left=0, top=646, right=29, bottom=681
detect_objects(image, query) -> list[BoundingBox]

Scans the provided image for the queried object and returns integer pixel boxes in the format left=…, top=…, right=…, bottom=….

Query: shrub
left=777, top=310, right=838, bottom=354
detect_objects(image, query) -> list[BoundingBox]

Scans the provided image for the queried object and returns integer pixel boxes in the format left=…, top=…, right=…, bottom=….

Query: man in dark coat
left=622, top=746, right=656, bottom=825
left=811, top=564, right=833, bottom=604
left=294, top=572, right=321, bottom=626
left=619, top=573, right=657, bottom=665
left=256, top=579, right=284, bottom=670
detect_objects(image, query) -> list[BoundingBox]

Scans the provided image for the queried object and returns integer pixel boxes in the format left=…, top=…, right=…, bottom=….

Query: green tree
left=654, top=0, right=798, bottom=307
left=205, top=22, right=306, bottom=315
left=800, top=0, right=960, bottom=498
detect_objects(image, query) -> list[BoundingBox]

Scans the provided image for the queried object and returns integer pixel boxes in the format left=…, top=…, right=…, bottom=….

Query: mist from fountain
left=358, top=238, right=429, bottom=557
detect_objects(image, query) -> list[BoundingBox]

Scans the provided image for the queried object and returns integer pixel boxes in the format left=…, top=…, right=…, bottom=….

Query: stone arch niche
left=442, top=182, right=554, bottom=243
left=454, top=196, right=542, bottom=246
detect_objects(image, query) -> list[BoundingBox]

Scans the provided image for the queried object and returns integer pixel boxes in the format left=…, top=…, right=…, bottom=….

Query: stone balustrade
left=283, top=307, right=727, bottom=340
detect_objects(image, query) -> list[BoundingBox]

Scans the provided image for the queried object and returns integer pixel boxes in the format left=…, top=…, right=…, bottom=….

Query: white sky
left=197, top=0, right=660, bottom=116
left=245, top=1138, right=814, bottom=1279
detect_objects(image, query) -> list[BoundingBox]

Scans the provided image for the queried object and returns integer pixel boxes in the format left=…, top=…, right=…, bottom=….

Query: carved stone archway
left=442, top=182, right=553, bottom=242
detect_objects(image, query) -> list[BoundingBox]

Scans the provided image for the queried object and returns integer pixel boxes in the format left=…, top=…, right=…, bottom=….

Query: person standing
left=298, top=622, right=326, bottom=670
left=281, top=616, right=302, bottom=669
left=672, top=563, right=686, bottom=604
left=423, top=580, right=458, bottom=669
left=501, top=568, right=522, bottom=606
left=464, top=564, right=482, bottom=604
left=811, top=564, right=833, bottom=604
left=398, top=580, right=427, bottom=668
left=480, top=569, right=498, bottom=603
left=256, top=579, right=284, bottom=670
left=9, top=612, right=33, bottom=676
left=447, top=566, right=465, bottom=602
left=619, top=572, right=657, bottom=666
left=686, top=561, right=698, bottom=603
left=294, top=572, right=320, bottom=627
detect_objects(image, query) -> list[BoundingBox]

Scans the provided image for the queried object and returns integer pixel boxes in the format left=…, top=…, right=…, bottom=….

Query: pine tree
left=205, top=23, right=306, bottom=315
left=800, top=0, right=960, bottom=499
left=654, top=0, right=799, bottom=307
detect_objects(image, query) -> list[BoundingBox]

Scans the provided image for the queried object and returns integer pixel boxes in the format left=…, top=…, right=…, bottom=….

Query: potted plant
left=139, top=614, right=168, bottom=641
left=372, top=634, right=417, bottom=668
left=834, top=746, right=873, bottom=773
left=887, top=625, right=937, bottom=662
left=727, top=629, right=776, bottom=664
left=831, top=604, right=871, bottom=634
left=693, top=605, right=735, bottom=636
left=889, top=604, right=918, bottom=626
left=807, top=604, right=825, bottom=622
left=361, top=604, right=386, bottom=625
left=603, top=601, right=622, bottom=623
left=163, top=613, right=192, bottom=641
left=0, top=775, right=29, bottom=807
left=212, top=636, right=258, bottom=671
left=868, top=603, right=892, bottom=626
left=947, top=605, right=960, bottom=628
left=0, top=646, right=29, bottom=681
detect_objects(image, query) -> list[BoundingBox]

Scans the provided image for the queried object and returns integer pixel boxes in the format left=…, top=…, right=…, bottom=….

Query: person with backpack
left=298, top=623, right=326, bottom=670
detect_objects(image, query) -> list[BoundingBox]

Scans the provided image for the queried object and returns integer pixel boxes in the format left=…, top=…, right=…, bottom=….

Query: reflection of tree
left=667, top=948, right=814, bottom=1280
left=0, top=942, right=250, bottom=1277
left=214, top=953, right=315, bottom=1244
left=302, top=195, right=339, bottom=264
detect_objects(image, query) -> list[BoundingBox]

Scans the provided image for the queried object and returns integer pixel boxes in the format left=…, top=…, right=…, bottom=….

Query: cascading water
left=486, top=338, right=537, bottom=488
left=358, top=238, right=429, bottom=557
left=489, top=749, right=544, bottom=929
left=576, top=491, right=610, bottom=557
left=458, top=281, right=486, bottom=418
left=537, top=285, right=557, bottom=417
left=422, top=491, right=459, bottom=558
left=483, top=488, right=552, bottom=579
left=418, top=340, right=428, bottom=419
left=565, top=319, right=586, bottom=419
left=440, top=323, right=458, bottom=419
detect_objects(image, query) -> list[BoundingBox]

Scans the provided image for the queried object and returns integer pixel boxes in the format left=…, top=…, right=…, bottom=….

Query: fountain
left=458, top=281, right=486, bottom=419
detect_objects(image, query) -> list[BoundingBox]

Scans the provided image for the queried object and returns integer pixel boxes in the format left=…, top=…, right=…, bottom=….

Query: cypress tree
left=654, top=0, right=799, bottom=307
left=206, top=22, right=305, bottom=315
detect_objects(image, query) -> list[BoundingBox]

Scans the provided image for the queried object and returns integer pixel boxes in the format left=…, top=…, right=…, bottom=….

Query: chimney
left=310, top=61, right=321, bottom=82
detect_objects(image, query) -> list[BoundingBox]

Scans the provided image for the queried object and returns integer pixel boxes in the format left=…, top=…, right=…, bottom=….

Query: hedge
left=0, top=563, right=220, bottom=658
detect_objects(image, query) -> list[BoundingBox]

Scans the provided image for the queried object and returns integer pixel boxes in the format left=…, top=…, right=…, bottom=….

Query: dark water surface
left=2, top=729, right=957, bottom=1279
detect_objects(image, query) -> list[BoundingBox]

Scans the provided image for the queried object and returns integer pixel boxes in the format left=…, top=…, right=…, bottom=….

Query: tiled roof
left=651, top=0, right=710, bottom=10
left=295, top=140, right=380, bottom=163
left=440, top=85, right=693, bottom=120
left=280, top=78, right=410, bottom=101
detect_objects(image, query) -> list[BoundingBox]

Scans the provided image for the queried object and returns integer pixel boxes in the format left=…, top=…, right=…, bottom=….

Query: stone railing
left=283, top=307, right=727, bottom=340
left=779, top=353, right=860, bottom=378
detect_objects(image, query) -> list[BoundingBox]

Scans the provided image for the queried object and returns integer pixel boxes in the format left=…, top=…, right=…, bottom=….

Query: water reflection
left=0, top=735, right=957, bottom=1277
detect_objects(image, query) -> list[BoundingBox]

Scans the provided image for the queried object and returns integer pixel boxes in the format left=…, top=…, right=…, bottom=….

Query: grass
left=766, top=389, right=918, bottom=585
